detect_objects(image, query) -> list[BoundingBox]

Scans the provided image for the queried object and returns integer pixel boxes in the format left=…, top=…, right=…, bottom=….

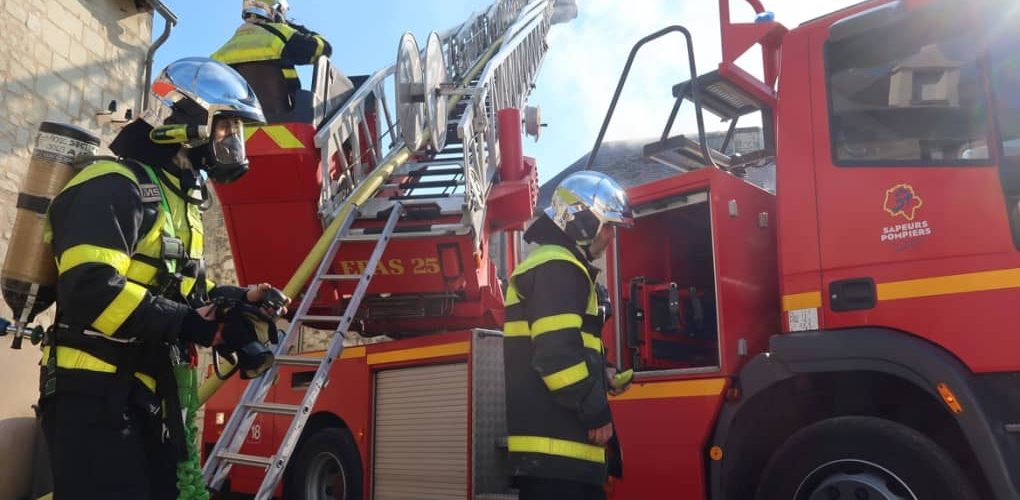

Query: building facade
left=0, top=0, right=154, bottom=418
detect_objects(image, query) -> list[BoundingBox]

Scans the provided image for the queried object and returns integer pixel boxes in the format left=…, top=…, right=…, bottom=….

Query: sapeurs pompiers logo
left=881, top=183, right=933, bottom=245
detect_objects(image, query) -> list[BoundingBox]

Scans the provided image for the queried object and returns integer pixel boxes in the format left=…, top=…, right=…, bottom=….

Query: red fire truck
left=202, top=0, right=1020, bottom=498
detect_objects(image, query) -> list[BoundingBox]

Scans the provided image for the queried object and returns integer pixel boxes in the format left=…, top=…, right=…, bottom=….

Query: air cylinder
left=1, top=122, right=99, bottom=347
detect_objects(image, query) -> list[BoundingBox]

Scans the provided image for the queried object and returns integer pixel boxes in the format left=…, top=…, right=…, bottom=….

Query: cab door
left=810, top=2, right=1020, bottom=372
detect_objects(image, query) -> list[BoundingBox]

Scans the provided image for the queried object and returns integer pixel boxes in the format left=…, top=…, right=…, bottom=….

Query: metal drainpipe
left=142, top=0, right=178, bottom=110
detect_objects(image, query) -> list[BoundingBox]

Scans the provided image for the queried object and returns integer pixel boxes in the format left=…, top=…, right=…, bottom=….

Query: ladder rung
left=320, top=274, right=362, bottom=281
left=412, top=167, right=464, bottom=176
left=219, top=452, right=273, bottom=468
left=390, top=193, right=452, bottom=200
left=400, top=180, right=464, bottom=189
left=299, top=315, right=344, bottom=323
left=275, top=354, right=324, bottom=367
left=245, top=402, right=301, bottom=415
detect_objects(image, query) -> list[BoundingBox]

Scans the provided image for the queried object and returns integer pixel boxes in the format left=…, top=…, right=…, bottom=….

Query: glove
left=217, top=307, right=277, bottom=379
left=180, top=308, right=221, bottom=347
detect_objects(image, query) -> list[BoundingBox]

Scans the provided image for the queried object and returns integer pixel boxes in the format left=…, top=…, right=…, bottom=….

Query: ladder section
left=203, top=205, right=403, bottom=498
left=312, top=0, right=556, bottom=244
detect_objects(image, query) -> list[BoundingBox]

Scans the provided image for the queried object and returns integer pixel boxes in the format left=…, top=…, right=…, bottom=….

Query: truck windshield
left=826, top=12, right=989, bottom=165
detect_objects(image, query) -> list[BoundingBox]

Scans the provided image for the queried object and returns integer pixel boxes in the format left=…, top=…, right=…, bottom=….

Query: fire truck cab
left=599, top=0, right=1020, bottom=498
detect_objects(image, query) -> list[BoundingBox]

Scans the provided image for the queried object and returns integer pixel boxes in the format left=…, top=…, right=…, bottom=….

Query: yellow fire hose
left=198, top=37, right=502, bottom=405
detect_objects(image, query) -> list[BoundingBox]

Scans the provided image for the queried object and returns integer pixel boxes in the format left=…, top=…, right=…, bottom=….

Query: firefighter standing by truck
left=503, top=171, right=634, bottom=500
left=38, top=57, right=283, bottom=499
left=211, top=0, right=333, bottom=116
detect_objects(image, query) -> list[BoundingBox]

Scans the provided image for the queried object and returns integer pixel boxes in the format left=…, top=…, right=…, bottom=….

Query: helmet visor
left=211, top=117, right=247, bottom=168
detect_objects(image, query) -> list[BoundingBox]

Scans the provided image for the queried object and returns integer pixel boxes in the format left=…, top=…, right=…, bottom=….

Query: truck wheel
left=756, top=416, right=977, bottom=500
left=285, top=427, right=363, bottom=500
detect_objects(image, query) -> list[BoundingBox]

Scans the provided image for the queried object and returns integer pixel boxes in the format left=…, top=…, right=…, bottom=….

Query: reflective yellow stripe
left=42, top=345, right=156, bottom=392
left=782, top=291, right=822, bottom=311
left=210, top=24, right=293, bottom=64
left=511, top=245, right=590, bottom=281
left=181, top=276, right=197, bottom=297
left=504, top=320, right=529, bottom=337
left=542, top=361, right=589, bottom=391
left=61, top=161, right=137, bottom=193
left=57, top=245, right=130, bottom=275
left=125, top=259, right=160, bottom=286
left=877, top=268, right=1020, bottom=301
left=281, top=68, right=298, bottom=79
left=206, top=279, right=216, bottom=292
left=508, top=435, right=605, bottom=463
left=581, top=331, right=602, bottom=352
left=610, top=378, right=727, bottom=401
left=262, top=125, right=305, bottom=149
left=312, top=36, right=325, bottom=59
left=531, top=313, right=582, bottom=336
left=92, top=282, right=147, bottom=335
left=366, top=341, right=470, bottom=365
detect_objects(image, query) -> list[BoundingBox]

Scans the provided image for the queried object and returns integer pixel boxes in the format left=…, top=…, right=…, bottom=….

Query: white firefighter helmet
left=242, top=0, right=287, bottom=22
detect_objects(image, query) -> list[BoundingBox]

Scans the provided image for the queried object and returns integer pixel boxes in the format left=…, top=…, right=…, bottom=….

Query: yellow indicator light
left=937, top=383, right=964, bottom=414
left=709, top=446, right=724, bottom=461
left=215, top=412, right=226, bottom=426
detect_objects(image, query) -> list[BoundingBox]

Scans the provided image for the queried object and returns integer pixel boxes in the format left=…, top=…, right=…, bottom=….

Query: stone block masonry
left=0, top=0, right=153, bottom=418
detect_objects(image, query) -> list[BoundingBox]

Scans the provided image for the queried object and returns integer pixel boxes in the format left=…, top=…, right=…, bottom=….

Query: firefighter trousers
left=40, top=389, right=178, bottom=499
left=517, top=476, right=607, bottom=500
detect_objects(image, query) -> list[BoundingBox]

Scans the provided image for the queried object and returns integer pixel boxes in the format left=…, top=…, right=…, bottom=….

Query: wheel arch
left=708, top=328, right=1018, bottom=500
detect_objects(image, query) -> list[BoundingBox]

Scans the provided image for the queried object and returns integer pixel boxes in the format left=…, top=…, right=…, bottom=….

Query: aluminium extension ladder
left=202, top=204, right=402, bottom=499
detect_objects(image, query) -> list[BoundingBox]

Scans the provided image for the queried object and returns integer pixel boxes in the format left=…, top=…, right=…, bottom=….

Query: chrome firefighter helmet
left=150, top=57, right=265, bottom=183
left=544, top=171, right=633, bottom=247
left=242, top=0, right=287, bottom=22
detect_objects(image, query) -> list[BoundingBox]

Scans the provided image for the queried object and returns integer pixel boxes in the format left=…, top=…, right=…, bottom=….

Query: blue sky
left=153, top=0, right=859, bottom=183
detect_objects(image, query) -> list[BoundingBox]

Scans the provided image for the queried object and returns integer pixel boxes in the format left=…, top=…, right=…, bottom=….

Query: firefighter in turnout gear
left=38, top=57, right=278, bottom=499
left=503, top=171, right=634, bottom=499
left=212, top=0, right=332, bottom=116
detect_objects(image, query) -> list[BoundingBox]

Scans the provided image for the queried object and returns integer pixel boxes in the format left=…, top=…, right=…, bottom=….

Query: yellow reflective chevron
left=532, top=313, right=583, bottom=336
left=508, top=435, right=605, bottom=463
left=57, top=245, right=131, bottom=275
left=263, top=125, right=305, bottom=149
left=92, top=282, right=147, bottom=335
left=542, top=361, right=589, bottom=391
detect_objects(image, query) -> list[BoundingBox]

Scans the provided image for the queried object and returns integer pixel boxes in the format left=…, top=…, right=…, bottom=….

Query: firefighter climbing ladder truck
left=202, top=1, right=568, bottom=497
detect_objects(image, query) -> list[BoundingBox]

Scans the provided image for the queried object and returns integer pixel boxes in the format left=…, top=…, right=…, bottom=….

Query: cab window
left=826, top=13, right=989, bottom=165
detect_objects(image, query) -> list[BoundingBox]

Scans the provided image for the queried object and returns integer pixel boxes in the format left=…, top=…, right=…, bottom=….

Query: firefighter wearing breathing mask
left=38, top=57, right=288, bottom=499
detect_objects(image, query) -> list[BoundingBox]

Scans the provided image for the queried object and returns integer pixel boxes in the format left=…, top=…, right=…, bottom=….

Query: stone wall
left=0, top=0, right=153, bottom=418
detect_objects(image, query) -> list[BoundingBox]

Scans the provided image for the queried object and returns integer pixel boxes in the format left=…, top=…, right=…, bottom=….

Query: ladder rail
left=253, top=204, right=403, bottom=500
left=203, top=207, right=359, bottom=488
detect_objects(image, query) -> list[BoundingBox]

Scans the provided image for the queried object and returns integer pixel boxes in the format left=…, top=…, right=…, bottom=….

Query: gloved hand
left=215, top=303, right=277, bottom=379
left=179, top=305, right=221, bottom=347
left=244, top=283, right=291, bottom=318
left=606, top=366, right=633, bottom=396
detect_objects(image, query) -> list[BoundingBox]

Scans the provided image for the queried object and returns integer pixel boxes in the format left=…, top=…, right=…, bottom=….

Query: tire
left=284, top=427, right=363, bottom=500
left=756, top=416, right=978, bottom=500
